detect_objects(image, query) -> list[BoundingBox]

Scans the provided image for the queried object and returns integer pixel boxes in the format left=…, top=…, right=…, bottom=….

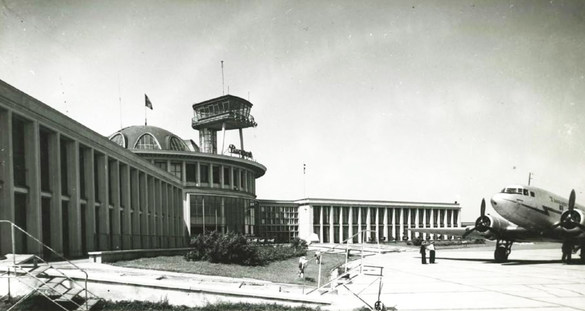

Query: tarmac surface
left=37, top=242, right=585, bottom=310
left=336, top=242, right=585, bottom=311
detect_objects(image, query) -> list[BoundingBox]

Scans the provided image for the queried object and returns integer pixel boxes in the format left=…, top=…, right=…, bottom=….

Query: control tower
left=192, top=95, right=257, bottom=158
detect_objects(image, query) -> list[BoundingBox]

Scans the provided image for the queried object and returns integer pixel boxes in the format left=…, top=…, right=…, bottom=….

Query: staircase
left=0, top=221, right=101, bottom=311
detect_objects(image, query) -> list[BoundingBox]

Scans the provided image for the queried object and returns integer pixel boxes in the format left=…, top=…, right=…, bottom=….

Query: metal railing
left=0, top=220, right=97, bottom=311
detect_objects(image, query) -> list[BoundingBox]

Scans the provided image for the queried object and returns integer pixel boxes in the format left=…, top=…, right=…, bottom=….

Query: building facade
left=256, top=199, right=460, bottom=243
left=108, top=125, right=266, bottom=236
left=0, top=78, right=462, bottom=260
left=0, top=80, right=186, bottom=258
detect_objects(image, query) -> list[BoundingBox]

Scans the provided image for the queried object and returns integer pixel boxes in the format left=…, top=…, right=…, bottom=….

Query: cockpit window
left=503, top=188, right=524, bottom=195
left=530, top=191, right=535, bottom=197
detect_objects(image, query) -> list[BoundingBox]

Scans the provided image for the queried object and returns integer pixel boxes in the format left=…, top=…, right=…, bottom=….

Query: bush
left=185, top=232, right=307, bottom=266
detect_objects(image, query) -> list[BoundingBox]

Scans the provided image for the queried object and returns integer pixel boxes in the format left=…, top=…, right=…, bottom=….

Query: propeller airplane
left=410, top=184, right=585, bottom=263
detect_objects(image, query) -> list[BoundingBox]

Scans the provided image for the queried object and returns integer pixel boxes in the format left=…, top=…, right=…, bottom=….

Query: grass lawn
left=0, top=296, right=321, bottom=311
left=113, top=250, right=349, bottom=286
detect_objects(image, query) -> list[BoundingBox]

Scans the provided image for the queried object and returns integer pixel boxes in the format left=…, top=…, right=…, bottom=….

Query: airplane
left=410, top=184, right=585, bottom=263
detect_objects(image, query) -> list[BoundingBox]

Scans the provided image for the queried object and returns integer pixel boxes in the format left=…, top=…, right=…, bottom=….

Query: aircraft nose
left=490, top=193, right=502, bottom=207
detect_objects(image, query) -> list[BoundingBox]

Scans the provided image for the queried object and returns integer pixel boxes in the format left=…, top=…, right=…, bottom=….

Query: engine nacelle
left=559, top=209, right=585, bottom=233
left=475, top=214, right=514, bottom=234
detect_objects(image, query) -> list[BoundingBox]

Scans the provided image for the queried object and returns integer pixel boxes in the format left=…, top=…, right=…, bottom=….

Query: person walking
left=428, top=241, right=436, bottom=264
left=420, top=242, right=427, bottom=264
left=298, top=256, right=308, bottom=278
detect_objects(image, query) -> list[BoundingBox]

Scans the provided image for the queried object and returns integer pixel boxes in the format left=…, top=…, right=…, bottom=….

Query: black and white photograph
left=1, top=1, right=585, bottom=310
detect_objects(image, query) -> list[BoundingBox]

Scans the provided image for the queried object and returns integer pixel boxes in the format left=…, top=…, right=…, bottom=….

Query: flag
left=145, top=94, right=153, bottom=110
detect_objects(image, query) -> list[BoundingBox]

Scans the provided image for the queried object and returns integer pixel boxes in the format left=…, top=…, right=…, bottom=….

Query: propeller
left=554, top=189, right=585, bottom=231
left=463, top=199, right=491, bottom=238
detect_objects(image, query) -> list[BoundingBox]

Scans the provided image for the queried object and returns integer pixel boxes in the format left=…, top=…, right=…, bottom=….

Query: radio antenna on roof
left=221, top=60, right=225, bottom=95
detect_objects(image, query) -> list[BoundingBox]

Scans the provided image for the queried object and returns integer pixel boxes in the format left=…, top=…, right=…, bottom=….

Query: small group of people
left=420, top=241, right=436, bottom=264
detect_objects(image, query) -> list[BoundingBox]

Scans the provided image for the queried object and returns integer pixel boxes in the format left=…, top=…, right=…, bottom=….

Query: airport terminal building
left=0, top=79, right=460, bottom=258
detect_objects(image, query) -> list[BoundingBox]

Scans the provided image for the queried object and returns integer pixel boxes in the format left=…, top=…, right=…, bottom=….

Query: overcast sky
left=2, top=0, right=585, bottom=221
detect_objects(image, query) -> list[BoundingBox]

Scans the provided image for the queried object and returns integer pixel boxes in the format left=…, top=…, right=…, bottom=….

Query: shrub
left=185, top=233, right=307, bottom=266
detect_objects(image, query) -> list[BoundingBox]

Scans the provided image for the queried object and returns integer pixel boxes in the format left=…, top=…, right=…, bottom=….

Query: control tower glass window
left=135, top=133, right=161, bottom=150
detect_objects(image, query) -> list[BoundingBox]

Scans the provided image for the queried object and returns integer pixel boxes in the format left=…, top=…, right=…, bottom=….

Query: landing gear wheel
left=494, top=247, right=508, bottom=263
left=374, top=300, right=385, bottom=311
left=494, top=240, right=513, bottom=263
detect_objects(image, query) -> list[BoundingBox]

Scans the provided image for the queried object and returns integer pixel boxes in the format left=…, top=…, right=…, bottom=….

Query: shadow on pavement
left=434, top=256, right=585, bottom=266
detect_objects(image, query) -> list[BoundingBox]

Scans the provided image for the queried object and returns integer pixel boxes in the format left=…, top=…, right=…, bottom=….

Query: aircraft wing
left=409, top=227, right=486, bottom=239
left=410, top=226, right=549, bottom=242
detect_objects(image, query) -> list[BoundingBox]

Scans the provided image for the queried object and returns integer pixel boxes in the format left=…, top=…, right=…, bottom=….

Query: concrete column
left=148, top=176, right=155, bottom=248
left=357, top=207, right=362, bottom=243
left=131, top=168, right=140, bottom=248
left=208, top=165, right=213, bottom=188
left=348, top=206, right=353, bottom=244
left=442, top=209, right=447, bottom=228
left=406, top=208, right=411, bottom=240
left=383, top=208, right=388, bottom=242
left=169, top=184, right=175, bottom=247
left=230, top=166, right=234, bottom=190
left=49, top=132, right=64, bottom=254
left=319, top=207, right=323, bottom=243
left=328, top=206, right=334, bottom=244
left=375, top=208, right=380, bottom=242
left=121, top=164, right=131, bottom=250
left=110, top=160, right=121, bottom=250
left=338, top=207, right=343, bottom=243
left=243, top=170, right=248, bottom=192
left=0, top=109, right=14, bottom=255
left=365, top=207, right=371, bottom=242
left=25, top=120, right=42, bottom=255
left=157, top=179, right=163, bottom=247
left=181, top=161, right=187, bottom=184
left=83, top=148, right=96, bottom=252
left=139, top=172, right=147, bottom=248
left=66, top=140, right=82, bottom=257
left=196, top=162, right=201, bottom=185
left=165, top=183, right=171, bottom=247
left=398, top=208, right=403, bottom=241
left=220, top=165, right=224, bottom=188
left=429, top=209, right=434, bottom=239
left=96, top=154, right=109, bottom=250
left=422, top=209, right=427, bottom=240
left=391, top=208, right=396, bottom=241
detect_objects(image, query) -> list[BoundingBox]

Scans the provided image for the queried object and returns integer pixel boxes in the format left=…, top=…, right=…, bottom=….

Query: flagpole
left=145, top=103, right=147, bottom=126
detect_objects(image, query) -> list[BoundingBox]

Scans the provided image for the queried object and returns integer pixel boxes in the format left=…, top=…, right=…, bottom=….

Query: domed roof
left=109, top=125, right=191, bottom=151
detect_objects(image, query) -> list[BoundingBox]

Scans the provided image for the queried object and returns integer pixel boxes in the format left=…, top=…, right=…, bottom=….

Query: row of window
left=501, top=187, right=536, bottom=197
left=110, top=132, right=188, bottom=151
left=153, top=160, right=256, bottom=193
left=6, top=112, right=185, bottom=255
left=313, top=206, right=457, bottom=226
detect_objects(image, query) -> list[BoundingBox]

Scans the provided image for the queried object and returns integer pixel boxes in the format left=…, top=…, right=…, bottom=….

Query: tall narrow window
left=200, top=164, right=209, bottom=183
left=109, top=133, right=126, bottom=148
left=134, top=133, right=161, bottom=150
left=12, top=117, right=26, bottom=187
left=169, top=136, right=186, bottom=151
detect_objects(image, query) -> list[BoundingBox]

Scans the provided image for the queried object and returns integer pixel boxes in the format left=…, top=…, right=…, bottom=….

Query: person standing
left=562, top=241, right=572, bottom=264
left=298, top=256, right=308, bottom=278
left=420, top=242, right=427, bottom=264
left=428, top=242, right=436, bottom=264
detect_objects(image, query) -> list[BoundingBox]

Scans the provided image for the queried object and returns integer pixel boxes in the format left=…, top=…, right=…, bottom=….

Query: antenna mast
left=221, top=60, right=225, bottom=95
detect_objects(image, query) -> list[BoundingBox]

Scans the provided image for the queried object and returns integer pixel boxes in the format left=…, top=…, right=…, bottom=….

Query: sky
left=2, top=0, right=585, bottom=222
